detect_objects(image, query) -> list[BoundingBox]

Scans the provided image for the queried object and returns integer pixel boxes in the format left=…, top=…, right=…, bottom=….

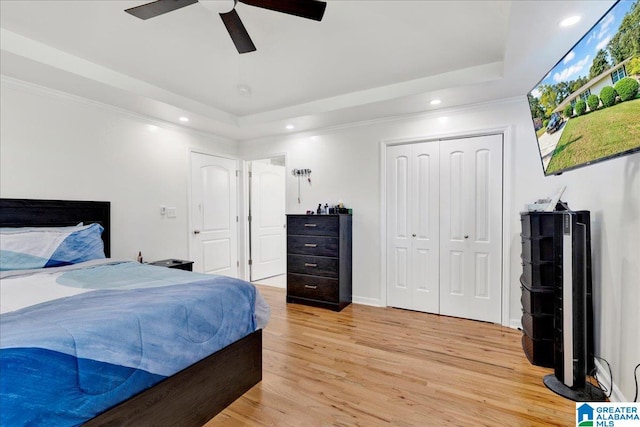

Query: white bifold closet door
left=386, top=134, right=503, bottom=323
left=386, top=142, right=440, bottom=313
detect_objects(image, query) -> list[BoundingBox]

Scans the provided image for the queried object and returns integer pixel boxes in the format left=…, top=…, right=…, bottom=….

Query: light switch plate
left=167, top=207, right=177, bottom=218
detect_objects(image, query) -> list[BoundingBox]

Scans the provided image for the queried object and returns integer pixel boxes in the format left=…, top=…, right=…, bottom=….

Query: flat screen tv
left=527, top=0, right=640, bottom=176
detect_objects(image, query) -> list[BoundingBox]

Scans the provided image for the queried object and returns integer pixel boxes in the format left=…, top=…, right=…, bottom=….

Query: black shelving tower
left=519, top=208, right=603, bottom=401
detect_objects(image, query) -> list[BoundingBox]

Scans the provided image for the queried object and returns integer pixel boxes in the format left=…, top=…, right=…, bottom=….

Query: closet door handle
left=304, top=243, right=317, bottom=247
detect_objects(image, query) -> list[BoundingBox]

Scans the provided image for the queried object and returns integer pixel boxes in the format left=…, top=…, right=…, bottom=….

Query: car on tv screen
left=546, top=113, right=563, bottom=134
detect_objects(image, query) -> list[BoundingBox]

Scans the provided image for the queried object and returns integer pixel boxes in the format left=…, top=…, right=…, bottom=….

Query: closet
left=386, top=134, right=503, bottom=323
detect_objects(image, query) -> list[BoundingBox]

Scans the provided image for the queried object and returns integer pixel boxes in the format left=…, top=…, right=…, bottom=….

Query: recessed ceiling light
left=237, top=84, right=251, bottom=97
left=179, top=116, right=189, bottom=122
left=560, top=16, right=581, bottom=27
left=430, top=99, right=442, bottom=106
left=286, top=124, right=294, bottom=130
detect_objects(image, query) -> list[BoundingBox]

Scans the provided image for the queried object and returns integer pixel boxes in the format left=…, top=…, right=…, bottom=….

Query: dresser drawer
left=287, top=273, right=339, bottom=302
left=287, top=235, right=338, bottom=256
left=288, top=254, right=338, bottom=278
left=287, top=215, right=339, bottom=236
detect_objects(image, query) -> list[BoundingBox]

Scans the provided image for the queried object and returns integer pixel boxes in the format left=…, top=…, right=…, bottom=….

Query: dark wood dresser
left=286, top=214, right=352, bottom=311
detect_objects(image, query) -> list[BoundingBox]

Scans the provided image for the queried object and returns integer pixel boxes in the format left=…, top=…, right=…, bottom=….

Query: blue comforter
left=0, top=262, right=260, bottom=426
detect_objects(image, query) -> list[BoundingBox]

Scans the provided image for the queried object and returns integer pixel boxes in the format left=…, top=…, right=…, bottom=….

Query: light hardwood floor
left=205, top=284, right=575, bottom=426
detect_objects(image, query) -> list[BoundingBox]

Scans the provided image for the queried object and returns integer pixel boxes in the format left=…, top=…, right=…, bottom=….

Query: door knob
left=464, top=235, right=469, bottom=239
left=412, top=234, right=416, bottom=237
left=193, top=230, right=201, bottom=235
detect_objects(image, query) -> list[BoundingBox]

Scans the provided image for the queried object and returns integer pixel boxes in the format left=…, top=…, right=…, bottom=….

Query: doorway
left=385, top=134, right=504, bottom=323
left=248, top=157, right=286, bottom=283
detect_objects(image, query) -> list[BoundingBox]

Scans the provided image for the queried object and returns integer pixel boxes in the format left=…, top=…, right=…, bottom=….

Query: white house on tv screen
left=554, top=57, right=633, bottom=114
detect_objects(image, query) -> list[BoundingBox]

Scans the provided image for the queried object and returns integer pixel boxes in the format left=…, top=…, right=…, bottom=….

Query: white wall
left=0, top=79, right=238, bottom=262
left=2, top=77, right=638, bottom=401
left=239, top=98, right=640, bottom=401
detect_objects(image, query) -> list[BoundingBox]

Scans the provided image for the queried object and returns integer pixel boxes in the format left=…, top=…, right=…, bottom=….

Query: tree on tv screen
left=608, top=0, right=640, bottom=63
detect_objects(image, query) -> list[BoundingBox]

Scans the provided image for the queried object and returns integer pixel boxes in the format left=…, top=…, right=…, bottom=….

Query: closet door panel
left=410, top=145, right=440, bottom=312
left=387, top=143, right=439, bottom=313
left=440, top=135, right=503, bottom=323
left=387, top=146, right=412, bottom=309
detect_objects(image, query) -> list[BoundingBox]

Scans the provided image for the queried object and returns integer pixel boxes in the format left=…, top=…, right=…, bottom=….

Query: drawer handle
left=304, top=243, right=318, bottom=247
left=304, top=223, right=317, bottom=227
left=304, top=263, right=318, bottom=267
left=304, top=285, right=318, bottom=289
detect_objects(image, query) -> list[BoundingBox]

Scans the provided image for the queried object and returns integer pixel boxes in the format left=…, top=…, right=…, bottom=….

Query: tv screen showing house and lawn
left=527, top=0, right=640, bottom=176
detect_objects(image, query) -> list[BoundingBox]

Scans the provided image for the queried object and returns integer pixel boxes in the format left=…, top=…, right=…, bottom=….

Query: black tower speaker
left=543, top=211, right=604, bottom=401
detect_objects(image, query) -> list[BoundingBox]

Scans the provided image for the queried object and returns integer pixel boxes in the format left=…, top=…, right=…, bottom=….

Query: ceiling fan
left=125, top=0, right=327, bottom=54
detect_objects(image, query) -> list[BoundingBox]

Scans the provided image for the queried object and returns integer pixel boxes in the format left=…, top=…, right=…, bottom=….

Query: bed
left=0, top=198, right=267, bottom=427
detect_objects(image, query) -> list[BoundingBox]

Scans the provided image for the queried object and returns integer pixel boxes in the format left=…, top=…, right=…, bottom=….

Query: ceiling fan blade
left=220, top=9, right=257, bottom=54
left=125, top=0, right=199, bottom=20
left=239, top=0, right=326, bottom=21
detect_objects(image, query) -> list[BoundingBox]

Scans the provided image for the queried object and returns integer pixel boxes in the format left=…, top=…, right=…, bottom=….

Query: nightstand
left=149, top=259, right=194, bottom=271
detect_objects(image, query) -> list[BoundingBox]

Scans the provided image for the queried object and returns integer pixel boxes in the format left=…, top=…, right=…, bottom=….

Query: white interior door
left=190, top=152, right=238, bottom=277
left=439, top=134, right=503, bottom=323
left=386, top=135, right=503, bottom=323
left=250, top=160, right=286, bottom=281
left=386, top=142, right=440, bottom=313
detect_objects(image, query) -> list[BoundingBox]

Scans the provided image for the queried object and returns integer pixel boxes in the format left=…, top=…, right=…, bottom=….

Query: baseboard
left=256, top=281, right=285, bottom=289
left=352, top=296, right=381, bottom=307
left=510, top=317, right=522, bottom=330
left=593, top=358, right=627, bottom=402
left=252, top=275, right=286, bottom=288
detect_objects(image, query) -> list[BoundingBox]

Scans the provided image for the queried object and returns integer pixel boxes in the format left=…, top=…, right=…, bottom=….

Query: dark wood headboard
left=0, top=198, right=111, bottom=257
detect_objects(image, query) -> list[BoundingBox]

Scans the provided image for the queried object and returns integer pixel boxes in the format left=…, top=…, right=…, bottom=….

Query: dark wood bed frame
left=0, top=198, right=262, bottom=426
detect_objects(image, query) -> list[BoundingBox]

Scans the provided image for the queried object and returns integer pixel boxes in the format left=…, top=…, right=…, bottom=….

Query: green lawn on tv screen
left=546, top=98, right=640, bottom=174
